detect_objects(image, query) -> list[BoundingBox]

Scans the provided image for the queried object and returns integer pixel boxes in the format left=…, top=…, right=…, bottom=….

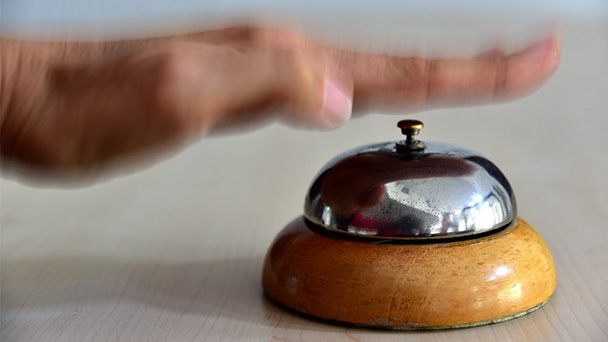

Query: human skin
left=0, top=27, right=561, bottom=180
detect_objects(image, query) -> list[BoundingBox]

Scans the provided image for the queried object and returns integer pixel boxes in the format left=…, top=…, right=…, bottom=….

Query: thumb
left=317, top=77, right=353, bottom=130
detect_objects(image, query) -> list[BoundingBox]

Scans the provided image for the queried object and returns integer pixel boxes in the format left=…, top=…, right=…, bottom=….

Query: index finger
left=328, top=33, right=561, bottom=112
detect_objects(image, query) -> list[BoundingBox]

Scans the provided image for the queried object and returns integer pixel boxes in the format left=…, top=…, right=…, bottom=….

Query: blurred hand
left=1, top=27, right=561, bottom=178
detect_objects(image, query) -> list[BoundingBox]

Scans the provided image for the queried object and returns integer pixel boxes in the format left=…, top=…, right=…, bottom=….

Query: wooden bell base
left=262, top=217, right=556, bottom=330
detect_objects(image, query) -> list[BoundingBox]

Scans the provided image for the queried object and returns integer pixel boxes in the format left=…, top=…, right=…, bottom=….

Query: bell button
left=397, top=119, right=426, bottom=151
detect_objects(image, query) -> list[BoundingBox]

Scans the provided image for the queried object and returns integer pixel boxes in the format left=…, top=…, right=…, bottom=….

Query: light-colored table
left=2, top=18, right=607, bottom=342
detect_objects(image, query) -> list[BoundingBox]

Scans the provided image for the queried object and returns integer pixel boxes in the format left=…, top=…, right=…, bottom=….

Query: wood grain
left=263, top=217, right=556, bottom=329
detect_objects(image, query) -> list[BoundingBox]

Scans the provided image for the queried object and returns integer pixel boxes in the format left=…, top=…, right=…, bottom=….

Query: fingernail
left=322, top=79, right=352, bottom=129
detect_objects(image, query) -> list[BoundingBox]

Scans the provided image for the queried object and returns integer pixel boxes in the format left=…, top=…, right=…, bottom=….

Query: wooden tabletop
left=2, top=19, right=607, bottom=342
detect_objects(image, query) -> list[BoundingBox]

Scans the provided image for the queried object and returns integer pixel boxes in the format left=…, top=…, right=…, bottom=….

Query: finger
left=191, top=46, right=352, bottom=132
left=324, top=33, right=561, bottom=111
left=475, top=47, right=506, bottom=59
left=184, top=27, right=560, bottom=112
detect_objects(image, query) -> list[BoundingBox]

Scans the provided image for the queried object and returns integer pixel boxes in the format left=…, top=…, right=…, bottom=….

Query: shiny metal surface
left=304, top=141, right=517, bottom=240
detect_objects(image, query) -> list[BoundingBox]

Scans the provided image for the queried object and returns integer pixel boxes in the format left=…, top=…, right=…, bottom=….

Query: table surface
left=2, top=18, right=607, bottom=342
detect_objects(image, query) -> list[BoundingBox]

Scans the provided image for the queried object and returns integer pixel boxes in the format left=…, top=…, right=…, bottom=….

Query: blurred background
left=2, top=0, right=607, bottom=36
left=2, top=1, right=607, bottom=341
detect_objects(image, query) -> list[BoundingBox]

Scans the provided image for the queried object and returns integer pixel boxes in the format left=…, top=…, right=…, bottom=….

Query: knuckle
left=273, top=48, right=326, bottom=122
left=275, top=47, right=316, bottom=97
left=140, top=44, right=205, bottom=130
left=278, top=47, right=308, bottom=74
left=237, top=27, right=295, bottom=49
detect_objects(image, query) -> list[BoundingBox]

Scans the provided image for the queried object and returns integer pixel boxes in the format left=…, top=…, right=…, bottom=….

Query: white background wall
left=2, top=0, right=606, bottom=38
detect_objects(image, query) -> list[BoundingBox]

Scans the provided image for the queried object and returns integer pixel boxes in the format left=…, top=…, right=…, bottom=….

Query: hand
left=0, top=27, right=561, bottom=180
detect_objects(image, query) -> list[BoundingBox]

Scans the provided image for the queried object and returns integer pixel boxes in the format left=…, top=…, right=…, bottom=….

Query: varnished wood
left=263, top=217, right=556, bottom=329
